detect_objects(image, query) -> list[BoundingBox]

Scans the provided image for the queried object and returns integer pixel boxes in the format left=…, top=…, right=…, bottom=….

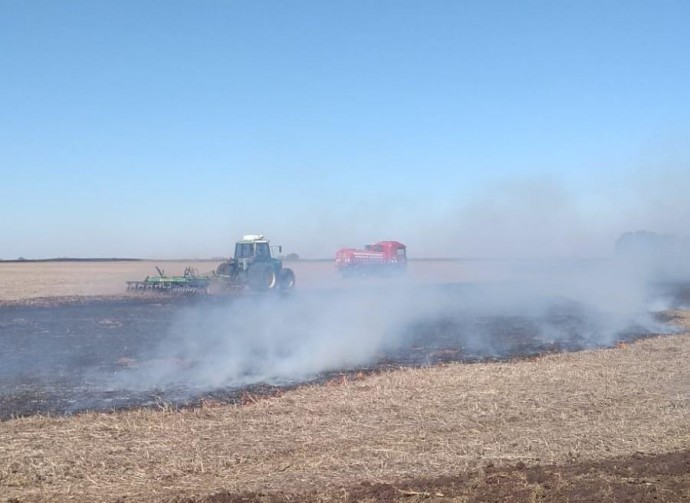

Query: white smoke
left=114, top=255, right=676, bottom=393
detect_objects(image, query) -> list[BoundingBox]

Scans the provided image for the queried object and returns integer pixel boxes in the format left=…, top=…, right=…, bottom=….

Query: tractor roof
left=237, top=234, right=269, bottom=243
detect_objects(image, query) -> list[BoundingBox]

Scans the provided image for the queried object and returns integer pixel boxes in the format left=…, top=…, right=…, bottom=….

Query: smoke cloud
left=112, top=167, right=690, bottom=396
left=114, top=255, right=679, bottom=394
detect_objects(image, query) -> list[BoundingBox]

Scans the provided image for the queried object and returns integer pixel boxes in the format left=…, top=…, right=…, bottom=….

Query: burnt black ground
left=0, top=282, right=687, bottom=420
left=0, top=298, right=184, bottom=418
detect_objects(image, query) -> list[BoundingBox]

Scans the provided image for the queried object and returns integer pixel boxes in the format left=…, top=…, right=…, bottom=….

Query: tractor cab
left=234, top=242, right=257, bottom=259
left=234, top=235, right=280, bottom=263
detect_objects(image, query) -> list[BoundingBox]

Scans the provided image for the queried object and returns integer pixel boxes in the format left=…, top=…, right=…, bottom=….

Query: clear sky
left=1, top=1, right=689, bottom=259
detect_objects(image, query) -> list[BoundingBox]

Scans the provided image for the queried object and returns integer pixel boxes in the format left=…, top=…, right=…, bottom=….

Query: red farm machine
left=335, top=240, right=407, bottom=278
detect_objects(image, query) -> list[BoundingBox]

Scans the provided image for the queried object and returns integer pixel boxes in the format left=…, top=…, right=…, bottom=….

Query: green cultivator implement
left=126, top=266, right=212, bottom=295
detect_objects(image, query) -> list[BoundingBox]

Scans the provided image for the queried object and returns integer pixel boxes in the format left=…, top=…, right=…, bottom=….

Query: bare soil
left=189, top=450, right=690, bottom=502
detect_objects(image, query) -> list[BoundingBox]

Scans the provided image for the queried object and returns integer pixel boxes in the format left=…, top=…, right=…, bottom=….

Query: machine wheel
left=278, top=268, right=295, bottom=291
left=250, top=265, right=277, bottom=291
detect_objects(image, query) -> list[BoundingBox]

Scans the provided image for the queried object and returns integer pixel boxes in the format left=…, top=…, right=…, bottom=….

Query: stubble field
left=1, top=260, right=689, bottom=502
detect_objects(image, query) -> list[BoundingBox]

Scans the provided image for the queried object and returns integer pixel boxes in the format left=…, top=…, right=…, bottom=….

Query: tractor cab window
left=397, top=248, right=406, bottom=259
left=235, top=243, right=254, bottom=259
left=255, top=242, right=270, bottom=260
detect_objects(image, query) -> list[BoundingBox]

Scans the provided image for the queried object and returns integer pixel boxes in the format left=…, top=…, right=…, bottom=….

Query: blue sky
left=1, top=1, right=689, bottom=259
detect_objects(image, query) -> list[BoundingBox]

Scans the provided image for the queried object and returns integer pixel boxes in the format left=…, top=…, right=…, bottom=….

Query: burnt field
left=2, top=281, right=687, bottom=421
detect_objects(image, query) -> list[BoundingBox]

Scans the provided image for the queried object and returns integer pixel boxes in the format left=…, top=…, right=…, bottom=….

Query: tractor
left=215, top=234, right=295, bottom=292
